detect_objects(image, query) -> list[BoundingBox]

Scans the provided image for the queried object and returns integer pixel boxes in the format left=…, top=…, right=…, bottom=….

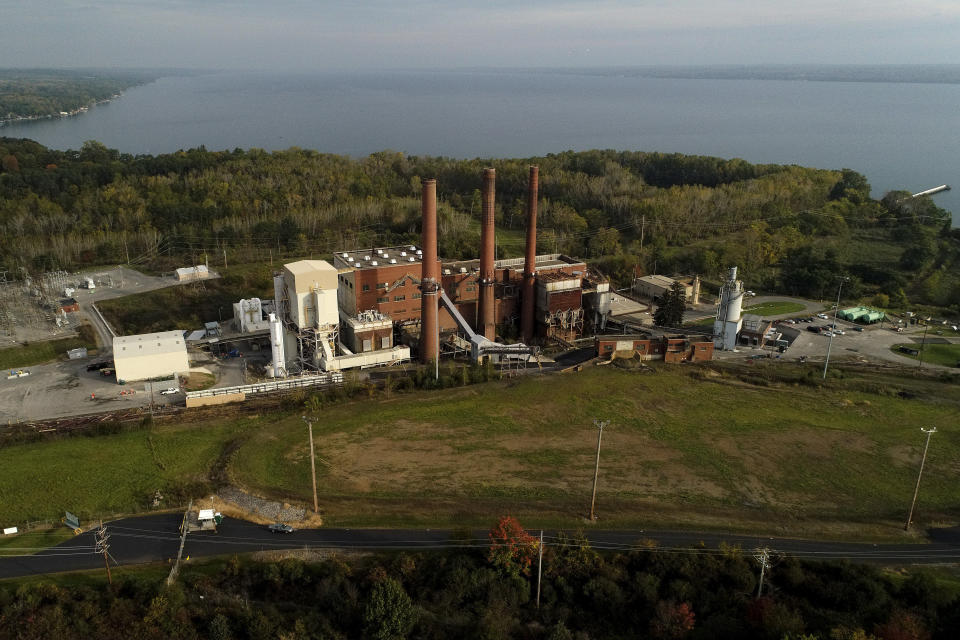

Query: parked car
left=159, top=387, right=180, bottom=395
left=744, top=290, right=756, bottom=297
left=268, top=523, right=294, bottom=534
left=807, top=326, right=821, bottom=333
left=833, top=328, right=845, bottom=335
left=853, top=326, right=864, bottom=332
left=816, top=313, right=829, bottom=320
left=86, top=361, right=110, bottom=371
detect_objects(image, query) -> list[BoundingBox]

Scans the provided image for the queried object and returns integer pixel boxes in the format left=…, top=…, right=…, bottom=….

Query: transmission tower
left=95, top=521, right=112, bottom=584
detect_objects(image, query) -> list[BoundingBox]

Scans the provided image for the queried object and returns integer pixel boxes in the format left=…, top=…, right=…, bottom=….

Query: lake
left=2, top=69, right=957, bottom=222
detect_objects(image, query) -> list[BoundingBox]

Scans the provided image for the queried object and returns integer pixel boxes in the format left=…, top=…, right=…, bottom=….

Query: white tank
left=269, top=313, right=286, bottom=378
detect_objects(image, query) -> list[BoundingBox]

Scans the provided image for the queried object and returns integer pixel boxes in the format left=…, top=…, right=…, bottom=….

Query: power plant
left=257, top=166, right=613, bottom=376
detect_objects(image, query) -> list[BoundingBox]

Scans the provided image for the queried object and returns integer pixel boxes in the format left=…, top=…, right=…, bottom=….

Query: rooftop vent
left=341, top=253, right=348, bottom=258
left=400, top=251, right=407, bottom=257
left=408, top=257, right=415, bottom=262
left=371, top=261, right=378, bottom=266
left=443, top=269, right=451, bottom=275
left=459, top=267, right=467, bottom=274
left=409, top=245, right=416, bottom=251
left=390, top=259, right=397, bottom=264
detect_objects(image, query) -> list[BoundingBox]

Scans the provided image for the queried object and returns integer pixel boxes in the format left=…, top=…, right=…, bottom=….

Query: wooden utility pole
left=754, top=547, right=770, bottom=597
left=223, top=248, right=228, bottom=269
left=918, top=322, right=930, bottom=370
left=589, top=420, right=608, bottom=521
left=639, top=215, right=645, bottom=253
left=96, top=520, right=112, bottom=585
left=905, top=427, right=937, bottom=531
left=303, top=416, right=319, bottom=513
left=167, top=499, right=192, bottom=586
left=536, top=529, right=544, bottom=608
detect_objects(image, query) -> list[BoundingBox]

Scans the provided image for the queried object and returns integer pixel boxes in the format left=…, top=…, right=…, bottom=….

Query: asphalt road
left=4, top=513, right=960, bottom=580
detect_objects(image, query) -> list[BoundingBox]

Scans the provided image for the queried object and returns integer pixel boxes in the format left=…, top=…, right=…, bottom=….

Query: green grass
left=742, top=301, right=806, bottom=316
left=0, top=527, right=75, bottom=556
left=0, top=421, right=242, bottom=524
left=891, top=343, right=960, bottom=368
left=98, top=262, right=276, bottom=334
left=3, top=364, right=959, bottom=538
left=0, top=325, right=98, bottom=369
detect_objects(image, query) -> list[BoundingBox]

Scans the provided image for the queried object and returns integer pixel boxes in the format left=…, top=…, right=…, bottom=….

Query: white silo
left=713, top=266, right=745, bottom=350
left=269, top=313, right=286, bottom=378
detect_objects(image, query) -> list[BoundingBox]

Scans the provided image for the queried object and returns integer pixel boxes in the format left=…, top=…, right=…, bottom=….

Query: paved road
left=3, top=513, right=960, bottom=579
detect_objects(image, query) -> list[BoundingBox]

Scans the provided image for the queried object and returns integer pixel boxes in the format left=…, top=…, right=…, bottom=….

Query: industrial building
left=175, top=265, right=210, bottom=282
left=113, top=330, right=189, bottom=383
left=595, top=334, right=714, bottom=363
left=739, top=314, right=775, bottom=346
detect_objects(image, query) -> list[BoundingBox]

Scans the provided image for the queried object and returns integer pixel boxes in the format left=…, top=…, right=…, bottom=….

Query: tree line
left=0, top=516, right=954, bottom=639
left=0, top=70, right=153, bottom=122
left=0, top=138, right=956, bottom=315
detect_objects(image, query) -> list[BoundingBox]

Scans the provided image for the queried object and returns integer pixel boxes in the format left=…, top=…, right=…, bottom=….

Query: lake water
left=2, top=69, right=957, bottom=222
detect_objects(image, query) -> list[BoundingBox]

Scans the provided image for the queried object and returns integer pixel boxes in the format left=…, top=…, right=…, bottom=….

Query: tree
left=487, top=516, right=538, bottom=578
left=654, top=281, right=686, bottom=327
left=363, top=577, right=417, bottom=640
left=650, top=601, right=695, bottom=639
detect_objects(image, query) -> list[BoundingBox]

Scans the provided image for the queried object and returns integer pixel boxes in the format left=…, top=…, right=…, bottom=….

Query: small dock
left=911, top=185, right=951, bottom=198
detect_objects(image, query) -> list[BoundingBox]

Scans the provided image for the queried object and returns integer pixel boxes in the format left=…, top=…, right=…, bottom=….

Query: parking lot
left=0, top=358, right=182, bottom=423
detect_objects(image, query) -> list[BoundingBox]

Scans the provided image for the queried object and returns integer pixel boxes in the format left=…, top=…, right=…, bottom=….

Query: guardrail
left=185, top=372, right=344, bottom=399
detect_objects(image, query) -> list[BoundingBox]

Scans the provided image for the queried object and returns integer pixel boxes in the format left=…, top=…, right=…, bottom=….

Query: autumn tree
left=650, top=600, right=695, bottom=639
left=488, top=515, right=538, bottom=578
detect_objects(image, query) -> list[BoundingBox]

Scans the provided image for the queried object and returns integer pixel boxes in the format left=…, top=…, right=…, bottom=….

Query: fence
left=185, top=372, right=344, bottom=400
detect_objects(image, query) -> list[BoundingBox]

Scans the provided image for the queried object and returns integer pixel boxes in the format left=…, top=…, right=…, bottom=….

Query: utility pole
left=589, top=420, right=608, bottom=521
left=918, top=322, right=930, bottom=370
left=536, top=529, right=544, bottom=608
left=754, top=547, right=771, bottom=597
left=303, top=416, right=319, bottom=513
left=96, top=520, right=112, bottom=585
left=639, top=214, right=645, bottom=253
left=822, top=276, right=849, bottom=380
left=905, top=427, right=937, bottom=531
left=223, top=248, right=227, bottom=269
left=167, top=499, right=192, bottom=586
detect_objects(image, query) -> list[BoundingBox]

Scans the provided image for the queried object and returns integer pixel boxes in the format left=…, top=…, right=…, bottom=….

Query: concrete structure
left=279, top=260, right=339, bottom=331
left=233, top=297, right=271, bottom=333
left=113, top=330, right=189, bottom=383
left=175, top=265, right=210, bottom=282
left=595, top=334, right=714, bottom=363
left=713, top=267, right=745, bottom=351
left=633, top=275, right=693, bottom=301
left=341, top=310, right=393, bottom=354
left=521, top=165, right=539, bottom=343
left=419, top=178, right=440, bottom=363
left=479, top=168, right=497, bottom=340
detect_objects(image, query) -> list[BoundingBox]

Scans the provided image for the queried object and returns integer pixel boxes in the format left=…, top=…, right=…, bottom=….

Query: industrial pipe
left=479, top=168, right=497, bottom=340
left=419, top=179, right=439, bottom=364
left=521, top=165, right=539, bottom=343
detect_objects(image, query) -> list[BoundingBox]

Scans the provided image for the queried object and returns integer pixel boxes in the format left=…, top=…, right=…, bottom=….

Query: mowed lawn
left=3, top=365, right=958, bottom=537
left=230, top=365, right=960, bottom=534
left=0, top=422, right=241, bottom=524
left=891, top=343, right=960, bottom=369
left=742, top=301, right=806, bottom=316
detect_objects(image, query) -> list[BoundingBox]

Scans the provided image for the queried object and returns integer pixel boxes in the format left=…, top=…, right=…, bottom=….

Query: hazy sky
left=3, top=1, right=959, bottom=70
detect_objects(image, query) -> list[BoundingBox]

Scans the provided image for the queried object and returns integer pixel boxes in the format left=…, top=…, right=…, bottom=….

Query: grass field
left=4, top=363, right=957, bottom=539
left=0, top=325, right=98, bottom=369
left=742, top=301, right=806, bottom=316
left=891, top=343, right=960, bottom=368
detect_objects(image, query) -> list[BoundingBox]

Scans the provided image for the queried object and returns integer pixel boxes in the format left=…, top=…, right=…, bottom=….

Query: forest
left=1, top=518, right=956, bottom=640
left=0, top=70, right=153, bottom=123
left=0, top=137, right=957, bottom=315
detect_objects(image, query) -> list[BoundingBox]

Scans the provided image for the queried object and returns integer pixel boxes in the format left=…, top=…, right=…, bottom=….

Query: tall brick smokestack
left=521, top=165, right=539, bottom=343
left=419, top=179, right=439, bottom=364
left=479, top=168, right=497, bottom=340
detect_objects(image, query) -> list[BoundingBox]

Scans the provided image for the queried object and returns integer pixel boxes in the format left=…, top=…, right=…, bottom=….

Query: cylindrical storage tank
left=725, top=291, right=743, bottom=322
left=727, top=266, right=738, bottom=283
left=269, top=312, right=286, bottom=377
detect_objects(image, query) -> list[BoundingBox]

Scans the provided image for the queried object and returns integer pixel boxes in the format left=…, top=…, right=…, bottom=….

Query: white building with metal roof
left=113, top=330, right=189, bottom=383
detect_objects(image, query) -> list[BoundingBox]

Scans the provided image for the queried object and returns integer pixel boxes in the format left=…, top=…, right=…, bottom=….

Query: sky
left=2, top=0, right=959, bottom=70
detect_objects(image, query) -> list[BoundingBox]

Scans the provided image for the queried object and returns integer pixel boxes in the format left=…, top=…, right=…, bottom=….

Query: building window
left=466, top=286, right=475, bottom=292
left=377, top=297, right=389, bottom=303
left=394, top=295, right=405, bottom=302
left=413, top=293, right=421, bottom=299
left=376, top=282, right=387, bottom=289
left=362, top=284, right=370, bottom=292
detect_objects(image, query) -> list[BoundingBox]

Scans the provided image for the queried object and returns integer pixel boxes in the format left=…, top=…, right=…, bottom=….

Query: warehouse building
left=633, top=275, right=693, bottom=301
left=113, top=330, right=189, bottom=383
